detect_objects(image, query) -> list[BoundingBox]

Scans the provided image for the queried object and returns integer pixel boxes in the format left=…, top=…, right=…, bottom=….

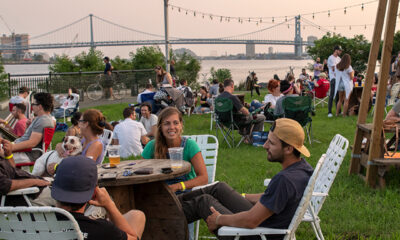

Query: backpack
left=183, top=87, right=194, bottom=107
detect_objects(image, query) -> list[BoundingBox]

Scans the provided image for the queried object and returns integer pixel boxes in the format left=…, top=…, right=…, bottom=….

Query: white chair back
left=0, top=206, right=83, bottom=240
left=185, top=135, right=218, bottom=183
left=99, top=129, right=113, bottom=164
left=284, top=154, right=324, bottom=240
left=311, top=134, right=348, bottom=215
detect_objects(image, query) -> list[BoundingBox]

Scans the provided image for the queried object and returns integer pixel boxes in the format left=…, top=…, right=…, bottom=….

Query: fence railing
left=7, top=69, right=156, bottom=99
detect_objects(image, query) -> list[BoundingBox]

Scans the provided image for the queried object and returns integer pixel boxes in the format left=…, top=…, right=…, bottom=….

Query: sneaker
left=327, top=113, right=333, bottom=117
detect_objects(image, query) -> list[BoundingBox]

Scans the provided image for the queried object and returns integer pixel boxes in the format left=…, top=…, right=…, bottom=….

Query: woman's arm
left=166, top=73, right=173, bottom=85
left=169, top=152, right=208, bottom=192
left=85, top=141, right=103, bottom=162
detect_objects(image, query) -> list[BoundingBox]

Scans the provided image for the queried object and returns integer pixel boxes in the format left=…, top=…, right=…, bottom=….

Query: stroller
left=154, top=85, right=187, bottom=114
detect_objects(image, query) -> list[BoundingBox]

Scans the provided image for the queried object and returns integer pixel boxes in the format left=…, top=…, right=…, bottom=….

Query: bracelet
left=241, top=193, right=246, bottom=198
left=4, top=154, right=13, bottom=159
left=54, top=163, right=59, bottom=171
left=216, top=214, right=222, bottom=226
left=4, top=121, right=8, bottom=125
left=180, top=181, right=186, bottom=191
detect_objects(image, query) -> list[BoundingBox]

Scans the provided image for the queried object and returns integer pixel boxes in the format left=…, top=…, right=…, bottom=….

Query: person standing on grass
left=327, top=46, right=343, bottom=117
left=313, top=57, right=323, bottom=80
left=334, top=54, right=354, bottom=117
left=177, top=118, right=313, bottom=240
left=103, top=57, right=114, bottom=100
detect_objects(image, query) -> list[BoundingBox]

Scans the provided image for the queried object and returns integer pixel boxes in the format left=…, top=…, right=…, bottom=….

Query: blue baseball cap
left=51, top=156, right=98, bottom=204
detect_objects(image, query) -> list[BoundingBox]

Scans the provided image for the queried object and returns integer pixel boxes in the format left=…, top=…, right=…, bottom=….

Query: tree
left=49, top=54, right=78, bottom=72
left=307, top=33, right=371, bottom=72
left=209, top=67, right=232, bottom=83
left=74, top=49, right=104, bottom=71
left=111, top=56, right=133, bottom=70
left=0, top=56, right=9, bottom=100
left=130, top=46, right=164, bottom=70
left=173, top=52, right=201, bottom=87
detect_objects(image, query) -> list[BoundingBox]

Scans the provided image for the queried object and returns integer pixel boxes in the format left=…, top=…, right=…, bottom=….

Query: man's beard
left=267, top=152, right=284, bottom=163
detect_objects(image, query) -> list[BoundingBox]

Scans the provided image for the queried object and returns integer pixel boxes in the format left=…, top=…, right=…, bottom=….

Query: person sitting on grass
left=139, top=103, right=158, bottom=139
left=263, top=79, right=282, bottom=109
left=112, top=107, right=148, bottom=158
left=51, top=155, right=146, bottom=240
left=178, top=118, right=313, bottom=240
left=194, top=86, right=211, bottom=114
left=273, top=80, right=299, bottom=117
left=142, top=107, right=208, bottom=193
left=0, top=103, right=28, bottom=137
left=65, top=112, right=82, bottom=138
left=52, top=87, right=79, bottom=119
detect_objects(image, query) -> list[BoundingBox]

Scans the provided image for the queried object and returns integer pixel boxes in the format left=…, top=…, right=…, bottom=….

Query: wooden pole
left=366, top=0, right=399, bottom=187
left=349, top=0, right=388, bottom=174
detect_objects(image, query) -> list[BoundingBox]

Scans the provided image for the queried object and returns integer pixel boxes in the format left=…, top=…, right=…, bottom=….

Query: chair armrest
left=7, top=187, right=40, bottom=196
left=192, top=181, right=219, bottom=191
left=264, top=178, right=271, bottom=187
left=218, top=226, right=289, bottom=236
left=312, top=192, right=328, bottom=197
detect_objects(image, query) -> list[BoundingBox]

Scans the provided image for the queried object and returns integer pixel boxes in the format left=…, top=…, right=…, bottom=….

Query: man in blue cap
left=51, top=155, right=145, bottom=240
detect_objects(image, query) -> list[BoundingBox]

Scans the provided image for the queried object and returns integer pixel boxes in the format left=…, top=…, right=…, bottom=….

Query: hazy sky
left=1, top=0, right=397, bottom=58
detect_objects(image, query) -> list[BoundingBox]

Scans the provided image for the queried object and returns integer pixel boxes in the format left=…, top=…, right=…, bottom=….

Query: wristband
left=4, top=154, right=13, bottom=159
left=54, top=163, right=59, bottom=171
left=216, top=214, right=222, bottom=226
left=4, top=121, right=8, bottom=125
left=180, top=181, right=186, bottom=191
left=241, top=193, right=246, bottom=198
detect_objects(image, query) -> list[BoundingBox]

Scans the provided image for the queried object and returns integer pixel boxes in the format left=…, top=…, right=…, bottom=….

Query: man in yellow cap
left=178, top=118, right=313, bottom=239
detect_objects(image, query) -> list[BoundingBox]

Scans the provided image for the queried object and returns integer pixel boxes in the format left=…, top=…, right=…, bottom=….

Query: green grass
left=51, top=89, right=400, bottom=239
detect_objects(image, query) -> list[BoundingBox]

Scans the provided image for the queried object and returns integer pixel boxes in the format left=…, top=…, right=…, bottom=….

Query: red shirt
left=13, top=118, right=28, bottom=137
left=314, top=78, right=330, bottom=98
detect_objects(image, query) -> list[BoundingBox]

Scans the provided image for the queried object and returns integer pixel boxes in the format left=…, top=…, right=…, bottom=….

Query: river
left=4, top=59, right=312, bottom=84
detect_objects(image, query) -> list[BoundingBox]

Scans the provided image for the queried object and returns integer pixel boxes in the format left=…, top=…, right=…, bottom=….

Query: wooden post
left=349, top=0, right=388, bottom=174
left=366, top=0, right=399, bottom=187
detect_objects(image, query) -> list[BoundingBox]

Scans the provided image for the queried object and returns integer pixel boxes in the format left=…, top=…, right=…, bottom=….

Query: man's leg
left=327, top=78, right=336, bottom=115
left=123, top=210, right=146, bottom=239
left=252, top=114, right=266, bottom=132
left=179, top=182, right=253, bottom=223
left=30, top=186, right=57, bottom=206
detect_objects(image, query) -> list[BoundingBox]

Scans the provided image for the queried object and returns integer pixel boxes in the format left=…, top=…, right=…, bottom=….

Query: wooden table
left=98, top=159, right=191, bottom=240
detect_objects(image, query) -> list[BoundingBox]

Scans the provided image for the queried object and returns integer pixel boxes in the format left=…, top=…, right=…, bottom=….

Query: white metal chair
left=0, top=206, right=83, bottom=240
left=99, top=129, right=113, bottom=164
left=210, top=97, right=216, bottom=130
left=218, top=154, right=324, bottom=240
left=263, top=134, right=349, bottom=240
left=184, top=135, right=219, bottom=240
left=1, top=187, right=39, bottom=207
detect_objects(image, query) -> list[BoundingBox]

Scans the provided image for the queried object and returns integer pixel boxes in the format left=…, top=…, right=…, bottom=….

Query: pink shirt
left=13, top=118, right=28, bottom=137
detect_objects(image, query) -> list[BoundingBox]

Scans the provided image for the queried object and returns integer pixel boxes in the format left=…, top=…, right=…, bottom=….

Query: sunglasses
left=78, top=120, right=87, bottom=123
left=31, top=103, right=39, bottom=106
left=270, top=121, right=276, bottom=132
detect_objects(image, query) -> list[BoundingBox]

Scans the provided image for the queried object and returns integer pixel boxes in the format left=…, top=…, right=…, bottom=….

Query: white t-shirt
left=263, top=94, right=283, bottom=106
left=112, top=118, right=147, bottom=158
left=337, top=66, right=354, bottom=83
left=140, top=114, right=158, bottom=134
left=61, top=93, right=79, bottom=109
left=327, top=55, right=341, bottom=80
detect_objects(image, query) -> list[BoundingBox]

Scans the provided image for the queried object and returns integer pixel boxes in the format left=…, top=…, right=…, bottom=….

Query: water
left=4, top=59, right=312, bottom=84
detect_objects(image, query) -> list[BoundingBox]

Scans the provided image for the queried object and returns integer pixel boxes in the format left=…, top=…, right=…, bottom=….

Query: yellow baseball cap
left=270, top=118, right=310, bottom=157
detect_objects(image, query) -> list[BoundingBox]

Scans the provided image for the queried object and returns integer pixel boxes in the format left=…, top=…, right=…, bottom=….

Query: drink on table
left=108, top=145, right=121, bottom=167
left=168, top=147, right=183, bottom=169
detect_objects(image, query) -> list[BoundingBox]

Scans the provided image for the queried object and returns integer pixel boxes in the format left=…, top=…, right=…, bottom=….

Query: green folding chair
left=282, top=96, right=314, bottom=144
left=214, top=98, right=254, bottom=148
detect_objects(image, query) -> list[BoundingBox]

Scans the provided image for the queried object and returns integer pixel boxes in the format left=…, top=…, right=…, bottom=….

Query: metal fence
left=7, top=69, right=156, bottom=99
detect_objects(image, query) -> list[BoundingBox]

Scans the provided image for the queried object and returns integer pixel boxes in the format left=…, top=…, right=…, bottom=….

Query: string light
left=194, top=12, right=196, bottom=17
left=272, top=17, right=274, bottom=23
left=312, top=13, right=314, bottom=19
left=210, top=15, right=213, bottom=20
left=220, top=16, right=223, bottom=22
left=178, top=8, right=181, bottom=12
left=285, top=16, right=287, bottom=22
left=361, top=3, right=364, bottom=11
left=364, top=25, right=367, bottom=29
left=344, top=7, right=347, bottom=14
left=328, top=11, right=330, bottom=17
left=349, top=25, right=351, bottom=30
left=202, top=14, right=205, bottom=18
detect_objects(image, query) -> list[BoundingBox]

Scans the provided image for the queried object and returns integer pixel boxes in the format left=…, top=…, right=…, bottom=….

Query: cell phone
left=161, top=167, right=172, bottom=174
left=102, top=164, right=117, bottom=169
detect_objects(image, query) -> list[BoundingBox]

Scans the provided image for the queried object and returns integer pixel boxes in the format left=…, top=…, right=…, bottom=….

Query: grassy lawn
left=52, top=89, right=400, bottom=239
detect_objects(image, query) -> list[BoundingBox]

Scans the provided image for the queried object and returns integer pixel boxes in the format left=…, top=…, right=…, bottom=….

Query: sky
left=1, top=0, right=398, bottom=58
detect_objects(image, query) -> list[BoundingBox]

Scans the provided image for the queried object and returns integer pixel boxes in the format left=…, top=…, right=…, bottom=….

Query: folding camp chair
left=282, top=96, right=314, bottom=144
left=214, top=98, right=254, bottom=148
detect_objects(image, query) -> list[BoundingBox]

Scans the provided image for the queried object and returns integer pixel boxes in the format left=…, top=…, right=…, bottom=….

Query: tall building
left=246, top=41, right=255, bottom=58
left=0, top=34, right=30, bottom=60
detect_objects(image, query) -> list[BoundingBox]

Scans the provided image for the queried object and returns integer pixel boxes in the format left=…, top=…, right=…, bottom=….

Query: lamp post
left=164, top=0, right=170, bottom=73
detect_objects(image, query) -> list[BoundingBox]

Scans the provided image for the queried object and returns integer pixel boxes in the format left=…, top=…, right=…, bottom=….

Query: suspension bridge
left=0, top=14, right=327, bottom=57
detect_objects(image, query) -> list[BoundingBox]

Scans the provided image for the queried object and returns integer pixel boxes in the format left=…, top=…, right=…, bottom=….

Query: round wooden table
left=98, top=159, right=191, bottom=240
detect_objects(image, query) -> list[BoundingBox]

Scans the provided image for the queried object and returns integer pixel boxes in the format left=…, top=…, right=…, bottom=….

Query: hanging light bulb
left=171, top=6, right=174, bottom=10
left=260, top=18, right=262, bottom=23
left=248, top=18, right=251, bottom=22
left=361, top=3, right=364, bottom=11
left=344, top=7, right=347, bottom=14
left=256, top=22, right=259, bottom=26
left=194, top=12, right=196, bottom=17
left=334, top=26, right=336, bottom=31
left=349, top=25, right=351, bottom=30
left=312, top=13, right=315, bottom=19
left=210, top=15, right=213, bottom=20
left=328, top=10, right=330, bottom=17
left=185, top=11, right=188, bottom=15
left=288, top=24, right=290, bottom=29
left=178, top=8, right=181, bottom=12
left=303, top=26, right=305, bottom=30
left=202, top=14, right=205, bottom=18
left=285, top=16, right=287, bottom=22
left=238, top=18, right=241, bottom=23
left=220, top=16, right=223, bottom=22
left=364, top=25, right=367, bottom=29
left=272, top=17, right=274, bottom=23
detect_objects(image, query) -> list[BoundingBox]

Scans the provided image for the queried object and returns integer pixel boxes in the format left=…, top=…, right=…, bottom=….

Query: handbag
left=383, top=121, right=399, bottom=158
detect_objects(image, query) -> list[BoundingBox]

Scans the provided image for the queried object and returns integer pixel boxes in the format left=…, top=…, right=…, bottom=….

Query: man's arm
left=89, top=187, right=141, bottom=239
left=10, top=178, right=50, bottom=192
left=239, top=107, right=249, bottom=116
left=12, top=132, right=42, bottom=151
left=207, top=202, right=274, bottom=231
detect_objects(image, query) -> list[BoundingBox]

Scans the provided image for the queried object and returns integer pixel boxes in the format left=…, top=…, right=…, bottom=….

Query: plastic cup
left=168, top=147, right=183, bottom=169
left=355, top=82, right=359, bottom=87
left=108, top=145, right=121, bottom=167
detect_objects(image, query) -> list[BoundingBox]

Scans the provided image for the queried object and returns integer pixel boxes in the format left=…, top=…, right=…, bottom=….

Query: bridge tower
left=294, top=15, right=302, bottom=57
left=89, top=14, right=95, bottom=49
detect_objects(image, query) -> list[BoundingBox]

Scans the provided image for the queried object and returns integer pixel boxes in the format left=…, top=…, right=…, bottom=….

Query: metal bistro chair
left=184, top=135, right=219, bottom=240
left=0, top=206, right=83, bottom=240
left=99, top=129, right=113, bottom=164
left=282, top=96, right=314, bottom=144
left=218, top=154, right=324, bottom=240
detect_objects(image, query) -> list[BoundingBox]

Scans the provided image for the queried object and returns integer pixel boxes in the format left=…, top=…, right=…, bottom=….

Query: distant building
left=0, top=34, right=30, bottom=60
left=246, top=41, right=255, bottom=58
left=268, top=47, right=273, bottom=54
left=307, top=36, right=318, bottom=45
